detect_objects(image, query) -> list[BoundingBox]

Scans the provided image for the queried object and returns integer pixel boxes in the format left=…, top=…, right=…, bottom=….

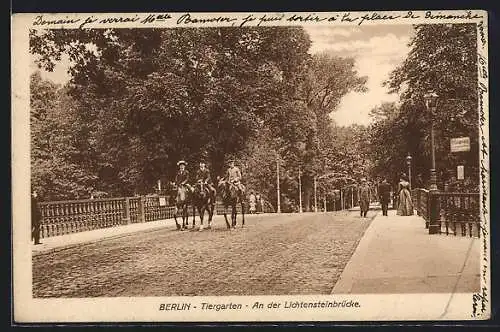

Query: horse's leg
left=192, top=204, right=196, bottom=229
left=207, top=202, right=214, bottom=228
left=241, top=201, right=245, bottom=228
left=205, top=204, right=212, bottom=228
left=174, top=206, right=182, bottom=230
left=183, top=204, right=188, bottom=229
left=198, top=205, right=204, bottom=231
left=232, top=204, right=237, bottom=228
left=223, top=205, right=231, bottom=229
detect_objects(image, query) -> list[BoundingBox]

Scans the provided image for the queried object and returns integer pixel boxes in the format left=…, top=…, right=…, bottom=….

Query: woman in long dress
left=249, top=191, right=256, bottom=214
left=396, top=174, right=414, bottom=216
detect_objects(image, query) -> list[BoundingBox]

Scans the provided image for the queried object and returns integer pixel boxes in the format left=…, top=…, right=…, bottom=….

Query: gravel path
left=33, top=211, right=375, bottom=297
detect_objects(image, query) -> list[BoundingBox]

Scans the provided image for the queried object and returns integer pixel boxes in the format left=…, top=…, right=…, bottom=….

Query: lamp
left=423, top=91, right=439, bottom=191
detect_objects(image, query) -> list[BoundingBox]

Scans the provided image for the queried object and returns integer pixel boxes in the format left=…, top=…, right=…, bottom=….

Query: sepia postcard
left=11, top=10, right=490, bottom=323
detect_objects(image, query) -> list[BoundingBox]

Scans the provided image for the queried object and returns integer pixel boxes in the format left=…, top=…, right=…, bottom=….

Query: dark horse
left=191, top=180, right=216, bottom=231
left=217, top=177, right=245, bottom=229
left=173, top=184, right=191, bottom=230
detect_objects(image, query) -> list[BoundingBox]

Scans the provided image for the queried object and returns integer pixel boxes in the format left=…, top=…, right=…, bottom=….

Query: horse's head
left=194, top=180, right=208, bottom=197
left=176, top=184, right=188, bottom=203
left=217, top=176, right=226, bottom=188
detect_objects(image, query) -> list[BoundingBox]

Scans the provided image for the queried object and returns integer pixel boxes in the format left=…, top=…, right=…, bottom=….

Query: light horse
left=217, top=177, right=245, bottom=229
left=191, top=180, right=216, bottom=231
left=173, top=183, right=191, bottom=230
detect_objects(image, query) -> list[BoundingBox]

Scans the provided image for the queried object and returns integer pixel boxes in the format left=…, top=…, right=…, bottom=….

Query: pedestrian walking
left=415, top=173, right=424, bottom=189
left=249, top=191, right=256, bottom=214
left=358, top=178, right=371, bottom=218
left=378, top=178, right=391, bottom=216
left=255, top=192, right=262, bottom=213
left=31, top=190, right=42, bottom=245
left=396, top=174, right=414, bottom=216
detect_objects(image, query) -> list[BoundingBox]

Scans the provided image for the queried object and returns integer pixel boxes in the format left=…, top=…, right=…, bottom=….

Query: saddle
left=196, top=181, right=215, bottom=197
left=229, top=181, right=245, bottom=197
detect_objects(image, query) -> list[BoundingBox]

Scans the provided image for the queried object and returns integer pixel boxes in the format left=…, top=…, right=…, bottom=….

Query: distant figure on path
left=415, top=173, right=424, bottom=189
left=255, top=192, right=262, bottom=213
left=378, top=178, right=391, bottom=216
left=358, top=178, right=371, bottom=218
left=31, top=190, right=42, bottom=245
left=249, top=191, right=256, bottom=214
left=396, top=174, right=414, bottom=216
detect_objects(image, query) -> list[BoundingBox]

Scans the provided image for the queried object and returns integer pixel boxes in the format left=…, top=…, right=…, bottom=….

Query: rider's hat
left=177, top=160, right=187, bottom=166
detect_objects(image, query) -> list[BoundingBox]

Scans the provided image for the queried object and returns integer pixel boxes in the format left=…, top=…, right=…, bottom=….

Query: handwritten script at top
left=31, top=10, right=484, bottom=29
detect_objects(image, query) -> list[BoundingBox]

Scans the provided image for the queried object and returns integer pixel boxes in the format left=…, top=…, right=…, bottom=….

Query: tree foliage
left=30, top=27, right=368, bottom=205
left=371, top=24, right=479, bottom=188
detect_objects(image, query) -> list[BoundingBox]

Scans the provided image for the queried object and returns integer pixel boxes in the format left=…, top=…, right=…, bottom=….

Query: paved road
left=33, top=211, right=374, bottom=298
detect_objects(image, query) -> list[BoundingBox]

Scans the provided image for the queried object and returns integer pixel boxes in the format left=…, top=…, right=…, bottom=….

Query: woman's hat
left=177, top=160, right=187, bottom=166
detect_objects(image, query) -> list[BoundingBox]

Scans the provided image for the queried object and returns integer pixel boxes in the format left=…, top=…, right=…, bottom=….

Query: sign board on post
left=457, top=165, right=465, bottom=180
left=450, top=137, right=470, bottom=152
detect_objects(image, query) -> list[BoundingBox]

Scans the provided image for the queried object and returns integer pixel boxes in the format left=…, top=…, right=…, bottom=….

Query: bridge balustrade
left=36, top=195, right=276, bottom=238
left=412, top=189, right=480, bottom=238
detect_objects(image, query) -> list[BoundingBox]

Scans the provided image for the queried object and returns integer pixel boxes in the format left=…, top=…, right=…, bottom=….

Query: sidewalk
left=31, top=212, right=278, bottom=256
left=332, top=209, right=480, bottom=293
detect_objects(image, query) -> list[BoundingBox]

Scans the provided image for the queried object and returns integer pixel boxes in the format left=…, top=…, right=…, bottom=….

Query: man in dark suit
left=378, top=178, right=391, bottom=216
left=31, top=190, right=42, bottom=245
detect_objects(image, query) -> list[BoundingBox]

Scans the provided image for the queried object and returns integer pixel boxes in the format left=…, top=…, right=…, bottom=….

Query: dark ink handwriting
left=33, top=15, right=80, bottom=26
left=79, top=16, right=98, bottom=29
left=478, top=21, right=487, bottom=48
left=240, top=14, right=257, bottom=27
left=472, top=287, right=488, bottom=317
left=358, top=12, right=400, bottom=26
left=341, top=13, right=358, bottom=22
left=140, top=14, right=172, bottom=24
left=425, top=10, right=483, bottom=20
left=98, top=15, right=140, bottom=24
left=403, top=11, right=420, bottom=19
left=287, top=13, right=327, bottom=23
left=257, top=14, right=284, bottom=27
left=478, top=54, right=488, bottom=79
left=177, top=13, right=237, bottom=25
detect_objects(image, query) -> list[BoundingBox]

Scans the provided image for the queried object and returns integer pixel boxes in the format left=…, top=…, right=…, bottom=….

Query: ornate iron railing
left=412, top=188, right=430, bottom=223
left=435, top=192, right=480, bottom=237
left=412, top=189, right=480, bottom=238
left=39, top=198, right=127, bottom=238
left=37, top=195, right=276, bottom=238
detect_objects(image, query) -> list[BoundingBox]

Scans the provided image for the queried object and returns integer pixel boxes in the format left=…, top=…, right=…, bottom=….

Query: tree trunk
left=303, top=175, right=313, bottom=212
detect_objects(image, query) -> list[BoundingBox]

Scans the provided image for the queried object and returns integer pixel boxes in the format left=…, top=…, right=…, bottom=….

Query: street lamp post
left=276, top=152, right=281, bottom=214
left=314, top=176, right=318, bottom=212
left=424, top=91, right=439, bottom=191
left=298, top=166, right=303, bottom=213
left=157, top=179, right=162, bottom=195
left=406, top=153, right=412, bottom=190
left=351, top=186, right=354, bottom=208
left=340, top=189, right=344, bottom=210
left=424, top=91, right=440, bottom=235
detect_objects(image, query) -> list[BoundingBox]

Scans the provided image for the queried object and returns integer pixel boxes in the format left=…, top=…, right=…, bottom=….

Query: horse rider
left=175, top=160, right=193, bottom=192
left=226, top=158, right=245, bottom=196
left=195, top=159, right=216, bottom=197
